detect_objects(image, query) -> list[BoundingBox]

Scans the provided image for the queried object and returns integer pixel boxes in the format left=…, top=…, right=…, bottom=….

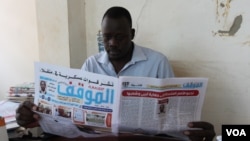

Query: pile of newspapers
left=7, top=82, right=35, bottom=103
left=0, top=82, right=35, bottom=131
left=0, top=100, right=19, bottom=130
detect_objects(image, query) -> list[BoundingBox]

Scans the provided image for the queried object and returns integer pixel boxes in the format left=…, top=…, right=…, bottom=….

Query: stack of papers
left=1, top=82, right=35, bottom=130
left=0, top=100, right=20, bottom=130
left=7, top=82, right=35, bottom=103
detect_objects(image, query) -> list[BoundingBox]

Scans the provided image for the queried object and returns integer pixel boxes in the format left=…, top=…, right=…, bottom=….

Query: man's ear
left=131, top=28, right=135, bottom=40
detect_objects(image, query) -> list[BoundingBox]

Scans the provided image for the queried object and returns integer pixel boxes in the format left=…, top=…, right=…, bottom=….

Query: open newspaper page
left=118, top=76, right=208, bottom=140
left=34, top=62, right=120, bottom=138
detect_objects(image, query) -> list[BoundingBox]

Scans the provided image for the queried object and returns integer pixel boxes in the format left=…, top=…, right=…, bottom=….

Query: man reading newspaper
left=16, top=6, right=215, bottom=141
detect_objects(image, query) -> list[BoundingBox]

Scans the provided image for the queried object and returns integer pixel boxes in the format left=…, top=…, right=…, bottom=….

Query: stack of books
left=7, top=82, right=35, bottom=103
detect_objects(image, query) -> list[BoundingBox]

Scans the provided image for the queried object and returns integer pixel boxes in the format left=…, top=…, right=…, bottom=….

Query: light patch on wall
left=242, top=40, right=250, bottom=46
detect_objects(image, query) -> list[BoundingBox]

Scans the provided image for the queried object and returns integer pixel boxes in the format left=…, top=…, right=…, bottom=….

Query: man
left=39, top=80, right=46, bottom=94
left=82, top=8, right=174, bottom=78
left=16, top=6, right=215, bottom=141
left=158, top=104, right=165, bottom=114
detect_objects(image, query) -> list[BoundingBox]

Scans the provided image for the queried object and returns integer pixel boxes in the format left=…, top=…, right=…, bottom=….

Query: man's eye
left=102, top=34, right=128, bottom=41
left=115, top=35, right=125, bottom=40
left=103, top=35, right=112, bottom=40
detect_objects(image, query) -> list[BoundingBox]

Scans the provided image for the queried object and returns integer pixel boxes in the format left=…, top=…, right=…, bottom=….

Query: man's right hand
left=15, top=101, right=40, bottom=128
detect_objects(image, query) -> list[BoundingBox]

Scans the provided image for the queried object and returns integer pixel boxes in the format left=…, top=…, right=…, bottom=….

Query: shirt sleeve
left=157, top=56, right=175, bottom=78
left=81, top=60, right=89, bottom=71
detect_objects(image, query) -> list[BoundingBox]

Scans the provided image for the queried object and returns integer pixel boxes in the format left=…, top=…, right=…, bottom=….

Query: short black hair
left=40, top=80, right=46, bottom=85
left=102, top=6, right=132, bottom=28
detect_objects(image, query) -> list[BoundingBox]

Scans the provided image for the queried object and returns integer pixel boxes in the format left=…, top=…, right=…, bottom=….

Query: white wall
left=36, top=0, right=87, bottom=68
left=0, top=0, right=86, bottom=101
left=36, top=0, right=70, bottom=67
left=0, top=0, right=39, bottom=100
left=84, top=0, right=250, bottom=136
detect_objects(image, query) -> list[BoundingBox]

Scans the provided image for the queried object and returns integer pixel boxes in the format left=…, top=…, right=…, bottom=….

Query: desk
left=50, top=134, right=184, bottom=141
left=8, top=127, right=184, bottom=141
left=9, top=134, right=184, bottom=141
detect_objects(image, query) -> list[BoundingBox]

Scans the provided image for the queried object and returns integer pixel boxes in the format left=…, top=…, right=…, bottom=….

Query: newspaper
left=34, top=62, right=208, bottom=140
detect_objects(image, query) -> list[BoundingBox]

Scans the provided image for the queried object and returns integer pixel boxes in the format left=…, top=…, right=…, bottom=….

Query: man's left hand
left=184, top=121, right=216, bottom=141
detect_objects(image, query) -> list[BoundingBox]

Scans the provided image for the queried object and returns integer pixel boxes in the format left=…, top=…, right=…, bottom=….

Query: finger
left=186, top=135, right=205, bottom=141
left=187, top=135, right=213, bottom=141
left=16, top=106, right=34, bottom=117
left=16, top=105, right=40, bottom=127
left=184, top=130, right=216, bottom=141
left=184, top=129, right=215, bottom=137
left=16, top=101, right=37, bottom=114
left=16, top=112, right=34, bottom=124
left=17, top=120, right=39, bottom=128
left=16, top=107, right=37, bottom=123
left=203, top=136, right=214, bottom=141
left=16, top=116, right=34, bottom=127
left=188, top=121, right=214, bottom=130
left=26, top=121, right=40, bottom=128
left=32, top=106, right=38, bottom=111
left=16, top=119, right=33, bottom=127
left=16, top=102, right=25, bottom=113
left=16, top=113, right=40, bottom=127
left=23, top=101, right=37, bottom=109
left=33, top=114, right=40, bottom=120
left=15, top=113, right=31, bottom=122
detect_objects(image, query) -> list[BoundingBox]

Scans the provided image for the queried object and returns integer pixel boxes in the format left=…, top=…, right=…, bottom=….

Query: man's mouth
left=109, top=50, right=119, bottom=55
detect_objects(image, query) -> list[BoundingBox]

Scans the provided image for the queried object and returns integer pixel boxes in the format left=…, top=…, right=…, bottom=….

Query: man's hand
left=15, top=101, right=40, bottom=128
left=184, top=121, right=216, bottom=141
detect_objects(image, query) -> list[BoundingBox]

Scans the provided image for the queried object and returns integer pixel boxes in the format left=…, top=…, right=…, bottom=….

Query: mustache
left=106, top=46, right=120, bottom=51
left=106, top=45, right=118, bottom=48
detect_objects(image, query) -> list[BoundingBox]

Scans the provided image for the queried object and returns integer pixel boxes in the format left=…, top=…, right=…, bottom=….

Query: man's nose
left=108, top=37, right=118, bottom=46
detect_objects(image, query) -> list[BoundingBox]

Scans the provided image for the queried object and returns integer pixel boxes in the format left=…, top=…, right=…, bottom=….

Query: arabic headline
left=37, top=66, right=119, bottom=109
left=122, top=90, right=199, bottom=98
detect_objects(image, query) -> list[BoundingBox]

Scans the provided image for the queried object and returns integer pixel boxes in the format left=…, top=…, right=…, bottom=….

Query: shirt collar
left=97, top=43, right=147, bottom=65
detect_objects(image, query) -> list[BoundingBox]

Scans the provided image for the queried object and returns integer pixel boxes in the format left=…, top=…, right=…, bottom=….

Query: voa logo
left=226, top=129, right=246, bottom=136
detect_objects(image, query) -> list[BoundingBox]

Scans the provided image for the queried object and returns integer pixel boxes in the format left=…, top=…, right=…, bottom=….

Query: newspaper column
left=0, top=116, right=9, bottom=141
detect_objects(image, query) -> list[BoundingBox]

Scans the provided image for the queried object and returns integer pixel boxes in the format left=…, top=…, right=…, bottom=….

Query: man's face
left=160, top=104, right=165, bottom=112
left=40, top=81, right=46, bottom=91
left=101, top=17, right=134, bottom=60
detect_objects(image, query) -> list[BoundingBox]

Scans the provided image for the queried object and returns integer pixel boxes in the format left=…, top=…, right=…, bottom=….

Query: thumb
left=26, top=121, right=40, bottom=128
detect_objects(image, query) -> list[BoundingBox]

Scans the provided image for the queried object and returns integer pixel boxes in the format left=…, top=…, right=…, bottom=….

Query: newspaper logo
left=183, top=82, right=203, bottom=88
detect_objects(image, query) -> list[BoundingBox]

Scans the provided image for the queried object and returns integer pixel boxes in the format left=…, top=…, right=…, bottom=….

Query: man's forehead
left=101, top=17, right=130, bottom=31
